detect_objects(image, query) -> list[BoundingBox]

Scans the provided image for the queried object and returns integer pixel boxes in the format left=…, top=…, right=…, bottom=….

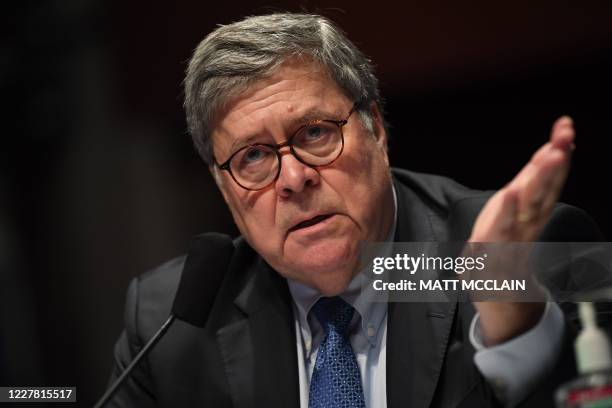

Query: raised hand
left=469, top=116, right=575, bottom=345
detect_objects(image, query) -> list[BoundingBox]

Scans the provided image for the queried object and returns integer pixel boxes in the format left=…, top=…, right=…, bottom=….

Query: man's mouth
left=289, top=214, right=334, bottom=232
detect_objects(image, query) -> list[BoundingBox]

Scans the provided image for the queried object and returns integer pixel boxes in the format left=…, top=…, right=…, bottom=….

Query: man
left=107, top=13, right=605, bottom=407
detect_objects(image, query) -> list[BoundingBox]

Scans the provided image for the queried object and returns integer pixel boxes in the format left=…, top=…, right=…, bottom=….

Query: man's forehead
left=211, top=63, right=350, bottom=151
left=214, top=103, right=347, bottom=155
left=223, top=64, right=335, bottom=113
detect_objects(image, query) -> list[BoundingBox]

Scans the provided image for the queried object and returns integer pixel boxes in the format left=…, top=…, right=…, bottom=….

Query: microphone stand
left=93, top=315, right=175, bottom=408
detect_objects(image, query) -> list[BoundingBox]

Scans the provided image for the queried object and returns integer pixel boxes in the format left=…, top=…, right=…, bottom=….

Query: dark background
left=2, top=1, right=611, bottom=406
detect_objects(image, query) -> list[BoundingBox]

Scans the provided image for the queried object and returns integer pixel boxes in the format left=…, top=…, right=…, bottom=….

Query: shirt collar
left=287, top=184, right=398, bottom=348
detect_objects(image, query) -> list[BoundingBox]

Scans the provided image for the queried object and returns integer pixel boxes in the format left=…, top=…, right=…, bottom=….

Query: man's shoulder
left=391, top=167, right=603, bottom=241
left=391, top=168, right=492, bottom=212
left=138, top=255, right=186, bottom=309
left=122, top=255, right=185, bottom=339
left=124, top=236, right=257, bottom=338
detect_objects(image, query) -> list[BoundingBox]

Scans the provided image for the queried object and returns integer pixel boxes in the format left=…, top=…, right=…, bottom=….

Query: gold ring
left=517, top=211, right=533, bottom=223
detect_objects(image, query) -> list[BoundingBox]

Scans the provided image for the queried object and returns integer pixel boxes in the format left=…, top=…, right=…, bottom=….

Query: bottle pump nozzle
left=576, top=302, right=612, bottom=374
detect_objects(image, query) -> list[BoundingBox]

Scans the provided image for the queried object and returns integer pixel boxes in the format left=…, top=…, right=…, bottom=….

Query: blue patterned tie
left=309, top=296, right=366, bottom=408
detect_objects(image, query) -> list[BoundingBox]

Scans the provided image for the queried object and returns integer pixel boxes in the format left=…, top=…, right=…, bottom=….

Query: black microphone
left=93, top=232, right=235, bottom=408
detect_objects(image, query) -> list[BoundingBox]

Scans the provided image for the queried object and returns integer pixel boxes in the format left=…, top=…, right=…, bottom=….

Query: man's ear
left=369, top=102, right=389, bottom=156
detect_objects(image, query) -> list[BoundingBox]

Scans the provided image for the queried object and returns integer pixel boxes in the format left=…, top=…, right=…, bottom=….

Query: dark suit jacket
left=107, top=168, right=605, bottom=408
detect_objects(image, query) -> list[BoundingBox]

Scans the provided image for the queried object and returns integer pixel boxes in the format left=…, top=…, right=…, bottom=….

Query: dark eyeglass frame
left=214, top=104, right=356, bottom=191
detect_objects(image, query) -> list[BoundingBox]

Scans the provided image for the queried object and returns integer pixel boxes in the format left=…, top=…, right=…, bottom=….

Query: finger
left=508, top=116, right=574, bottom=193
left=515, top=118, right=575, bottom=207
left=530, top=121, right=575, bottom=214
left=549, top=116, right=575, bottom=186
left=550, top=116, right=575, bottom=151
left=539, top=148, right=572, bottom=213
left=509, top=141, right=556, bottom=191
left=517, top=146, right=571, bottom=238
left=499, top=186, right=520, bottom=235
left=470, top=187, right=519, bottom=242
left=511, top=134, right=572, bottom=224
left=552, top=115, right=573, bottom=133
left=527, top=117, right=574, bottom=167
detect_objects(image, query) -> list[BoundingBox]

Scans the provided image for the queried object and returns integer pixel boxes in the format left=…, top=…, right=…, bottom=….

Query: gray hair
left=184, top=12, right=385, bottom=165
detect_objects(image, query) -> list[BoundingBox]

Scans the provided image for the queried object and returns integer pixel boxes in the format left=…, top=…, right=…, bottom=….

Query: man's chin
left=282, top=241, right=360, bottom=294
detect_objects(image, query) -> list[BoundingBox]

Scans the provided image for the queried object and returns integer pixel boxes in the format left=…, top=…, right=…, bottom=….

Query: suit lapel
left=216, top=253, right=300, bottom=408
left=387, top=178, right=458, bottom=408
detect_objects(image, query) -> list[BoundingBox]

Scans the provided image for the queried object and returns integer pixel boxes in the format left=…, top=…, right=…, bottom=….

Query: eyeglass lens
left=230, top=121, right=344, bottom=189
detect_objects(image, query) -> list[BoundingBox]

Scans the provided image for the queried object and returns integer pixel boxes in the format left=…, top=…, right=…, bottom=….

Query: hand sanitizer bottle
left=556, top=302, right=612, bottom=407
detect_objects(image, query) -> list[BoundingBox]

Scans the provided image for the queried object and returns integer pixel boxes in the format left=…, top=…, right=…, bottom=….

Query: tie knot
left=312, top=296, right=354, bottom=335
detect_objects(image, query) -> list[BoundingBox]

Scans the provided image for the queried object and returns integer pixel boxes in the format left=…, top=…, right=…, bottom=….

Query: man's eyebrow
left=229, top=135, right=260, bottom=154
left=296, top=108, right=343, bottom=124
left=227, top=108, right=344, bottom=154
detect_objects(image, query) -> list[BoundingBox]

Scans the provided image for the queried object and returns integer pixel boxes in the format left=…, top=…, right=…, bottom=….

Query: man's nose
left=274, top=151, right=320, bottom=198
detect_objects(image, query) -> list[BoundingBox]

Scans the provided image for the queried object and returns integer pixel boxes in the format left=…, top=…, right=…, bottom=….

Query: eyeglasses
left=214, top=105, right=356, bottom=191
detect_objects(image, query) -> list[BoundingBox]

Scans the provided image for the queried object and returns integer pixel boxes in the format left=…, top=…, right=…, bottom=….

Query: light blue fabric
left=471, top=300, right=565, bottom=407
